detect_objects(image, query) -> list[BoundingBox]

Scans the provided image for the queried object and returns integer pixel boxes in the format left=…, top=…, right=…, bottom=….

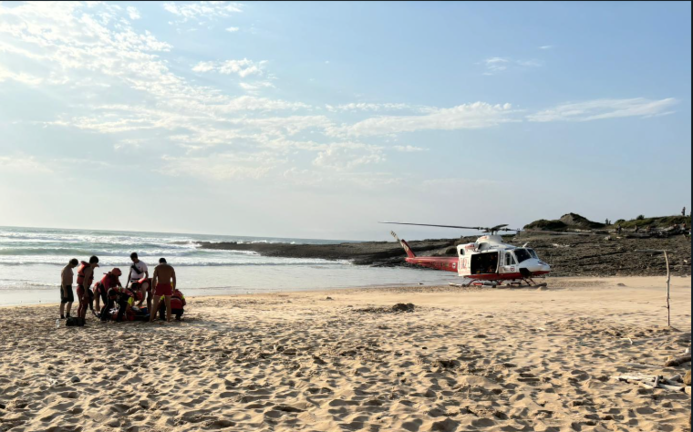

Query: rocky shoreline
left=199, top=233, right=692, bottom=277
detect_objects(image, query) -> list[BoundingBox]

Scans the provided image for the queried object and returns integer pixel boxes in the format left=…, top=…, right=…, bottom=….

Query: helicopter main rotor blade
left=522, top=229, right=594, bottom=236
left=380, top=221, right=518, bottom=232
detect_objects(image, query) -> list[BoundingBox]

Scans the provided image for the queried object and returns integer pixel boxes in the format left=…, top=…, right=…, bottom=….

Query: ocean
left=0, top=226, right=451, bottom=306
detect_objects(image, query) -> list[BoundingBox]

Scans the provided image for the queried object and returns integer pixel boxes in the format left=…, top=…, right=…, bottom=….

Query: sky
left=0, top=1, right=690, bottom=241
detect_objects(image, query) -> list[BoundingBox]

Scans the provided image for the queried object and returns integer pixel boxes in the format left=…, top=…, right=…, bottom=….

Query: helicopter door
left=470, top=251, right=499, bottom=274
left=502, top=251, right=517, bottom=274
left=457, top=248, right=470, bottom=276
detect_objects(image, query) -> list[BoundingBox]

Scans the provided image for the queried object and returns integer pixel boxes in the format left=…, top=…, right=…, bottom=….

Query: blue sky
left=0, top=1, right=690, bottom=240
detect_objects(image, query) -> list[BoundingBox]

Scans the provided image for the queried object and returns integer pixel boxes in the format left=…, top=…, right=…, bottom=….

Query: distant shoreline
left=200, top=232, right=692, bottom=278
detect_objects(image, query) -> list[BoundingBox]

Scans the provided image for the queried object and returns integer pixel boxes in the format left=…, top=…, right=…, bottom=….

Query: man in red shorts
left=150, top=257, right=176, bottom=322
left=76, top=255, right=99, bottom=320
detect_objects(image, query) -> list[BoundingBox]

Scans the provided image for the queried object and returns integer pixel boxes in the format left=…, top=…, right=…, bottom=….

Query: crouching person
left=111, top=287, right=137, bottom=322
left=159, top=288, right=186, bottom=321
left=94, top=268, right=122, bottom=318
left=134, top=277, right=152, bottom=312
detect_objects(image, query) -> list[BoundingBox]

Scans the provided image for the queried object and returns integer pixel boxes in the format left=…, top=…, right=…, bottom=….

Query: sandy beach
left=0, top=276, right=690, bottom=432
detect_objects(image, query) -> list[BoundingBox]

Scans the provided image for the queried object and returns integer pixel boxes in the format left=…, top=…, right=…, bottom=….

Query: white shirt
left=129, top=261, right=148, bottom=282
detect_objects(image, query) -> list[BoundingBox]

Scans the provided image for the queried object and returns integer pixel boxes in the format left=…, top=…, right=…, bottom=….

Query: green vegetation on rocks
left=612, top=215, right=691, bottom=229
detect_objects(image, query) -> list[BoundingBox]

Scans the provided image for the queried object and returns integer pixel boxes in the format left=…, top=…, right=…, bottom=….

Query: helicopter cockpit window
left=514, top=248, right=531, bottom=263
left=527, top=249, right=538, bottom=259
left=505, top=252, right=516, bottom=266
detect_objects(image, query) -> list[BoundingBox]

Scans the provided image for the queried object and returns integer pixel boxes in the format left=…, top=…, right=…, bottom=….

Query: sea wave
left=0, top=256, right=346, bottom=267
left=0, top=227, right=346, bottom=270
left=0, top=246, right=216, bottom=257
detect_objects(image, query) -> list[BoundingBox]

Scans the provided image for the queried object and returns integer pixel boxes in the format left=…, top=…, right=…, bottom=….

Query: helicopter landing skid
left=449, top=280, right=498, bottom=288
left=449, top=279, right=547, bottom=289
left=506, top=278, right=547, bottom=288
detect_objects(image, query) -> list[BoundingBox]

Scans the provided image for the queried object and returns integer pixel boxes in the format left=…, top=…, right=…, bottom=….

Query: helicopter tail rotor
left=390, top=231, right=416, bottom=258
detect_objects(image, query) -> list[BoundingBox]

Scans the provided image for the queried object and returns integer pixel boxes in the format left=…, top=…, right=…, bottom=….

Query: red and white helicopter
left=382, top=222, right=551, bottom=287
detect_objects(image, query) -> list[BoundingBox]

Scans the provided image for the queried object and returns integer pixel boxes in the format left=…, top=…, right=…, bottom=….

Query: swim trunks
left=60, top=284, right=74, bottom=304
left=155, top=283, right=173, bottom=296
left=76, top=284, right=86, bottom=300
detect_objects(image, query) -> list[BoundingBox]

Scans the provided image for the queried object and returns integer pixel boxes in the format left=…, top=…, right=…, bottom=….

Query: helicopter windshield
left=514, top=248, right=532, bottom=263
left=528, top=249, right=538, bottom=259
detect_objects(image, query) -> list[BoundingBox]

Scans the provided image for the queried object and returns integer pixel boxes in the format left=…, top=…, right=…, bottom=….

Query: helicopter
left=381, top=221, right=552, bottom=287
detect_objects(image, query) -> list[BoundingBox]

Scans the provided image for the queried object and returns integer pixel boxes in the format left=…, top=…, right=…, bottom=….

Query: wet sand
left=0, top=276, right=690, bottom=432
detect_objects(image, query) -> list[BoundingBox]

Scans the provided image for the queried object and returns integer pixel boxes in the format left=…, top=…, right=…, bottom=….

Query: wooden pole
left=664, top=251, right=671, bottom=327
left=636, top=249, right=673, bottom=327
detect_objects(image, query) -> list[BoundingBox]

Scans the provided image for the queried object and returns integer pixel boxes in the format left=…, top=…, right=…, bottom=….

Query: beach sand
left=0, top=276, right=690, bottom=432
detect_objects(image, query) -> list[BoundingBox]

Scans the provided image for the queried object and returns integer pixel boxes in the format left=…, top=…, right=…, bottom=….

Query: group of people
left=59, top=252, right=186, bottom=324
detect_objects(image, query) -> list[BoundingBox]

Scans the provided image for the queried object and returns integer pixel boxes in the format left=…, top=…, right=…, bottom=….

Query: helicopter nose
left=526, top=260, right=550, bottom=273
left=537, top=260, right=551, bottom=272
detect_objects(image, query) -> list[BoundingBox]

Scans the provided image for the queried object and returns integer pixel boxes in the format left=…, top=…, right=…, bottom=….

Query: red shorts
left=155, top=283, right=173, bottom=296
left=76, top=285, right=87, bottom=300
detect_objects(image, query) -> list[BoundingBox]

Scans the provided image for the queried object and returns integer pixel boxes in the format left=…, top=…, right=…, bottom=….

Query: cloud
left=239, top=81, right=275, bottom=92
left=0, top=154, right=53, bottom=174
left=394, top=145, right=428, bottom=152
left=126, top=6, right=141, bottom=20
left=114, top=138, right=144, bottom=151
left=527, top=98, right=677, bottom=122
left=539, top=45, right=553, bottom=50
left=331, top=102, right=517, bottom=137
left=325, top=103, right=434, bottom=113
left=46, top=98, right=317, bottom=136
left=163, top=1, right=242, bottom=25
left=483, top=57, right=542, bottom=75
left=419, top=178, right=504, bottom=195
left=0, top=2, right=678, bottom=189
left=516, top=60, right=542, bottom=68
left=282, top=168, right=403, bottom=189
left=313, top=143, right=385, bottom=170
left=482, top=57, right=509, bottom=75
left=225, top=26, right=239, bottom=32
left=160, top=152, right=283, bottom=181
left=0, top=1, right=173, bottom=95
left=0, top=65, right=43, bottom=86
left=192, top=59, right=267, bottom=77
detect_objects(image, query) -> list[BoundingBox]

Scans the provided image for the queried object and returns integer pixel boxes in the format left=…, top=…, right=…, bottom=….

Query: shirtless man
left=60, top=258, right=79, bottom=319
left=150, top=258, right=176, bottom=322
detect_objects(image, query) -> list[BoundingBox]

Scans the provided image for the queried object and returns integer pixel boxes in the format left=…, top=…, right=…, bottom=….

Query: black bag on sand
left=66, top=317, right=85, bottom=327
